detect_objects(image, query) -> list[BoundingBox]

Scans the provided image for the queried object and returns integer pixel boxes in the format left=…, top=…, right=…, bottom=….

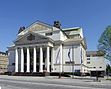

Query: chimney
left=53, top=21, right=61, bottom=29
left=18, top=26, right=25, bottom=34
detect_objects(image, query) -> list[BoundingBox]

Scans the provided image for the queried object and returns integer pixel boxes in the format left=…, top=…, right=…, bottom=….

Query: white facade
left=86, top=51, right=106, bottom=75
left=8, top=21, right=88, bottom=74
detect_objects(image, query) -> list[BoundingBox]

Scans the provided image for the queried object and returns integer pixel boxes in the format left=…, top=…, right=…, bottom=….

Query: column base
left=15, top=71, right=18, bottom=72
left=26, top=71, right=30, bottom=73
left=39, top=71, right=43, bottom=72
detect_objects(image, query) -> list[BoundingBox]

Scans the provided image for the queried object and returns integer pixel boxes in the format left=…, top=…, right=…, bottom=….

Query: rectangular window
left=87, top=58, right=90, bottom=60
left=87, top=62, right=90, bottom=64
left=87, top=55, right=90, bottom=57
left=75, top=70, right=80, bottom=73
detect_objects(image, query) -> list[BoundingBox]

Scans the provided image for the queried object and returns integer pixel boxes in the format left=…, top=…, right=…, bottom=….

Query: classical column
left=51, top=47, right=54, bottom=72
left=15, top=48, right=18, bottom=72
left=26, top=47, right=30, bottom=72
left=21, top=47, right=24, bottom=72
left=46, top=46, right=50, bottom=72
left=60, top=44, right=63, bottom=72
left=33, top=47, right=37, bottom=72
left=39, top=47, right=43, bottom=72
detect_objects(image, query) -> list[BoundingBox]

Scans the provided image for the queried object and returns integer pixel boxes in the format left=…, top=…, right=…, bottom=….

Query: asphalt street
left=0, top=75, right=111, bottom=89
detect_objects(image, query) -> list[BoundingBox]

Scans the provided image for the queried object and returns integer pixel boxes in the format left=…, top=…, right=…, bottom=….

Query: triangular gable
left=18, top=21, right=53, bottom=36
left=27, top=21, right=52, bottom=32
left=14, top=32, right=53, bottom=45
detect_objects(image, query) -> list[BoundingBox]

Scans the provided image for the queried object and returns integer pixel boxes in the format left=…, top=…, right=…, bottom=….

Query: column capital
left=26, top=46, right=30, bottom=48
left=20, top=47, right=24, bottom=49
left=15, top=47, right=19, bottom=49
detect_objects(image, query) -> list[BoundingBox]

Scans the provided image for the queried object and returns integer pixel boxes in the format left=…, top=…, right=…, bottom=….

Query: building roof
left=86, top=51, right=104, bottom=56
left=62, top=27, right=83, bottom=38
left=11, top=20, right=87, bottom=49
left=62, top=27, right=80, bottom=31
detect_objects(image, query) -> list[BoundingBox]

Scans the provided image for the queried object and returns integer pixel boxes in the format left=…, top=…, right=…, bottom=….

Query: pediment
left=28, top=22, right=52, bottom=32
left=14, top=32, right=53, bottom=45
left=18, top=21, right=53, bottom=36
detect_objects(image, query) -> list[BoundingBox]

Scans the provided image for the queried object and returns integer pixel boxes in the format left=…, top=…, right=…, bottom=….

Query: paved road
left=0, top=75, right=111, bottom=89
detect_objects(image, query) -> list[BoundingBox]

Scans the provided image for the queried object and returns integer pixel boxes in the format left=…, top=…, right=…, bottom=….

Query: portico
left=13, top=31, right=55, bottom=73
left=15, top=45, right=53, bottom=73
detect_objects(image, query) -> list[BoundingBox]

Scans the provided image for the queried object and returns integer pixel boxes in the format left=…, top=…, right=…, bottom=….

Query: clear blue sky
left=0, top=0, right=111, bottom=52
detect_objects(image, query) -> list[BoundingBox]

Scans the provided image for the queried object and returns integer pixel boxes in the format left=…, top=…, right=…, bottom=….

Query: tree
left=106, top=64, right=111, bottom=78
left=98, top=26, right=111, bottom=64
left=106, top=64, right=111, bottom=74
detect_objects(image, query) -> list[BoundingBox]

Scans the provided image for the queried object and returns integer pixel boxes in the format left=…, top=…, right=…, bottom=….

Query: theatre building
left=8, top=21, right=88, bottom=75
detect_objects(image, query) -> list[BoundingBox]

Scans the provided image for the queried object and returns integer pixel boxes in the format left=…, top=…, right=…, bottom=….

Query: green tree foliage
left=98, top=26, right=111, bottom=63
left=106, top=64, right=111, bottom=75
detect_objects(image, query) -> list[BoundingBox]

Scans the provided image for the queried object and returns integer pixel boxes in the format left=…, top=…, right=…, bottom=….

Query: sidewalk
left=0, top=75, right=111, bottom=82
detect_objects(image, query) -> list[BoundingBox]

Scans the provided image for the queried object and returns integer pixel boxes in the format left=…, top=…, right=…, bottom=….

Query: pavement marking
left=0, top=79, right=106, bottom=89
